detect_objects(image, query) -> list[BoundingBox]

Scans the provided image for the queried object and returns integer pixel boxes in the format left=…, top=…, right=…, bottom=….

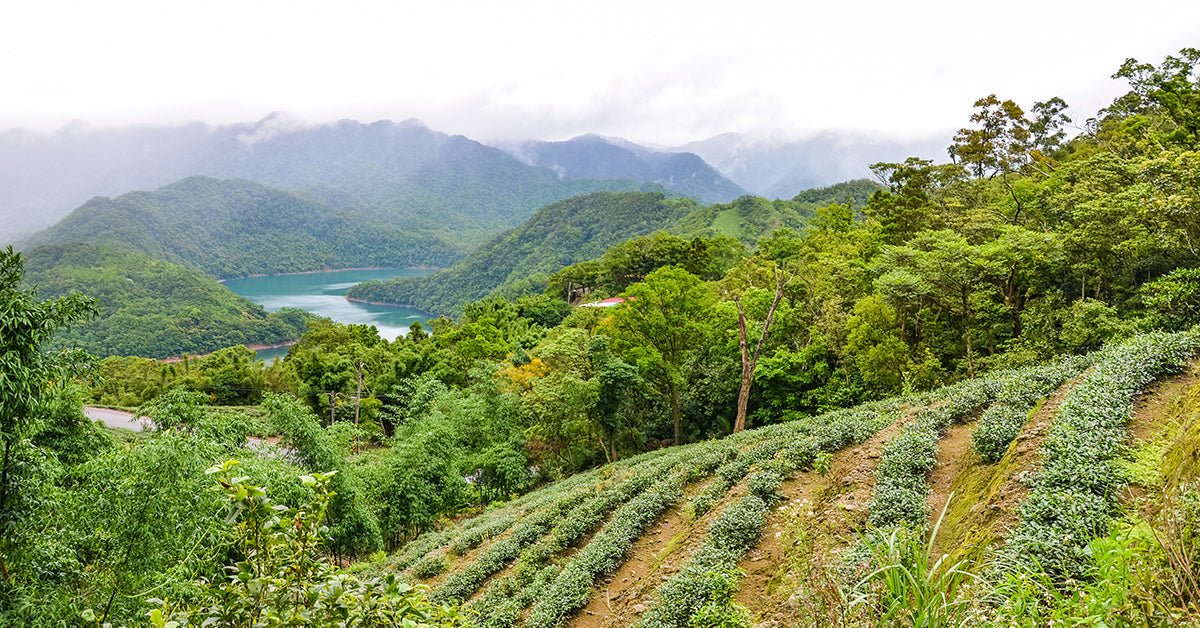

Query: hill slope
left=346, top=191, right=699, bottom=314
left=1, top=118, right=686, bottom=245
left=21, top=176, right=465, bottom=277
left=22, top=242, right=320, bottom=358
left=363, top=331, right=1200, bottom=626
left=343, top=187, right=833, bottom=315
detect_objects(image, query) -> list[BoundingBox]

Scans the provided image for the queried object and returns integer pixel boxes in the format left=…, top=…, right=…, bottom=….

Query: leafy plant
left=146, top=460, right=468, bottom=627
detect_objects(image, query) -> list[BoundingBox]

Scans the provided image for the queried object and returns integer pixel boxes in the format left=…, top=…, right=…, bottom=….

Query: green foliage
left=347, top=192, right=696, bottom=314
left=847, top=519, right=983, bottom=628
left=23, top=242, right=318, bottom=358
left=153, top=461, right=467, bottom=627
left=0, top=246, right=99, bottom=614
left=1007, top=331, right=1200, bottom=579
left=970, top=357, right=1093, bottom=462
left=25, top=176, right=467, bottom=277
left=604, top=266, right=714, bottom=445
left=1142, top=267, right=1200, bottom=330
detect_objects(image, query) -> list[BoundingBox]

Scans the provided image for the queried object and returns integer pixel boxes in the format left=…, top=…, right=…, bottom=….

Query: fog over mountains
left=1, top=115, right=944, bottom=243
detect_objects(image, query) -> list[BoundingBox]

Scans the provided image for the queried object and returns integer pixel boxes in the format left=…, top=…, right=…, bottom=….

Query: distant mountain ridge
left=676, top=131, right=946, bottom=199
left=0, top=117, right=704, bottom=243
left=500, top=134, right=748, bottom=204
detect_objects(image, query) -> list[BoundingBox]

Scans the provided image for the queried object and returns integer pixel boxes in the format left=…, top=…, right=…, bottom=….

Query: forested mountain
left=21, top=176, right=466, bottom=277
left=344, top=187, right=836, bottom=314
left=501, top=134, right=748, bottom=203
left=346, top=192, right=701, bottom=313
left=1, top=117, right=682, bottom=245
left=21, top=242, right=319, bottom=358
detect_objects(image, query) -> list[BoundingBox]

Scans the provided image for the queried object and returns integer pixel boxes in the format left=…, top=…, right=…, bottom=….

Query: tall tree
left=603, top=266, right=713, bottom=446
left=732, top=264, right=792, bottom=433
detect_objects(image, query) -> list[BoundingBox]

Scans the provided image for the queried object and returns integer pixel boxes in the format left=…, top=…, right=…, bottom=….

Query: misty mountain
left=677, top=131, right=946, bottom=199
left=500, top=135, right=748, bottom=203
left=0, top=117, right=673, bottom=245
left=21, top=176, right=467, bottom=278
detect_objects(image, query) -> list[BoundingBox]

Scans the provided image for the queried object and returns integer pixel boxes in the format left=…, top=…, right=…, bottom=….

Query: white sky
left=2, top=0, right=1198, bottom=145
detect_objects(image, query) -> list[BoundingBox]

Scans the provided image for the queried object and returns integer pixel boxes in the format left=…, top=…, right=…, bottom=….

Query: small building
left=579, top=296, right=629, bottom=308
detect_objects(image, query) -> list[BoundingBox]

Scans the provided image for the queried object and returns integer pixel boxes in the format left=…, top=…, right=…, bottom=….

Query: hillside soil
left=734, top=418, right=907, bottom=626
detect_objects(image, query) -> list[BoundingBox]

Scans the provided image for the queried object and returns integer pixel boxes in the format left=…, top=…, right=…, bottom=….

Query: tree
left=1110, top=47, right=1200, bottom=148
left=0, top=247, right=97, bottom=582
left=603, top=266, right=713, bottom=446
left=1028, top=97, right=1073, bottom=172
left=949, top=95, right=1032, bottom=179
left=875, top=231, right=1002, bottom=377
left=732, top=264, right=792, bottom=433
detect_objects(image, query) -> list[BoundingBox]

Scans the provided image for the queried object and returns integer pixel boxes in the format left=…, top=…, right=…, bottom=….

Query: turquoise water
left=222, top=268, right=437, bottom=360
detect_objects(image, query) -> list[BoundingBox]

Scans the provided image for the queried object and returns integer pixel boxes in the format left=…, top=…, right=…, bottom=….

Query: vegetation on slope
left=22, top=242, right=319, bottom=358
left=347, top=192, right=702, bottom=314
left=5, top=46, right=1200, bottom=628
left=21, top=176, right=465, bottom=277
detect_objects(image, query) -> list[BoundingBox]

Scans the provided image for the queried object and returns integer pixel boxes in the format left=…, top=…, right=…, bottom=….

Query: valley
left=2, top=45, right=1200, bottom=628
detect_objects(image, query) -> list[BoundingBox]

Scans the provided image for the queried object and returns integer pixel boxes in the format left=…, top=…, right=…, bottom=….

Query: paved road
left=83, top=407, right=148, bottom=432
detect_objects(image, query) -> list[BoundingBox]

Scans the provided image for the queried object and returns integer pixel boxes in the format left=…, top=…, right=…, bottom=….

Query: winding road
left=83, top=407, right=148, bottom=431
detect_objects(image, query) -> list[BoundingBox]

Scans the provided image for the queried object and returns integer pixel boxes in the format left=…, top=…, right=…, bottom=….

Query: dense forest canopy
left=3, top=48, right=1200, bottom=627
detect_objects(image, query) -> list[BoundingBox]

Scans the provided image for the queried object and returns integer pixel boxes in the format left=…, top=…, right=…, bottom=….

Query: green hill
left=21, top=176, right=465, bottom=277
left=362, top=331, right=1200, bottom=627
left=346, top=192, right=701, bottom=313
left=22, top=242, right=320, bottom=358
left=345, top=187, right=840, bottom=315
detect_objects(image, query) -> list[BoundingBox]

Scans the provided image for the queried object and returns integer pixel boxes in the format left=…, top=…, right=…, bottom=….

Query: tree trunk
left=670, top=385, right=681, bottom=446
left=732, top=265, right=789, bottom=434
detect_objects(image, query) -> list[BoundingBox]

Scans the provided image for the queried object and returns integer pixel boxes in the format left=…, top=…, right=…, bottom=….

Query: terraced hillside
left=357, top=329, right=1200, bottom=626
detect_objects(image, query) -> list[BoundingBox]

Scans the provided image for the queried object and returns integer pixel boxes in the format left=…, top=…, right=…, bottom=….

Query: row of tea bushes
left=1007, top=330, right=1200, bottom=578
left=632, top=402, right=910, bottom=628
left=432, top=448, right=690, bottom=604
left=868, top=358, right=1094, bottom=530
left=466, top=440, right=739, bottom=626
left=970, top=355, right=1095, bottom=462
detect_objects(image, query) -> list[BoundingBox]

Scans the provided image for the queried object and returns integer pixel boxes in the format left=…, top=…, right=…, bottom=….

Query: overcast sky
left=3, top=0, right=1198, bottom=146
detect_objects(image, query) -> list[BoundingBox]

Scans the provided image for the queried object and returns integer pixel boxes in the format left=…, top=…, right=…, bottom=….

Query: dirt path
left=570, top=478, right=724, bottom=628
left=935, top=376, right=1080, bottom=558
left=1126, top=363, right=1198, bottom=444
left=1123, top=361, right=1200, bottom=511
left=735, top=418, right=907, bottom=626
left=925, top=422, right=975, bottom=559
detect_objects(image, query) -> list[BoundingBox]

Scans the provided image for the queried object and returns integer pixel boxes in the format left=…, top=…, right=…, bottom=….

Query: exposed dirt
left=736, top=417, right=907, bottom=626
left=925, top=421, right=975, bottom=559
left=570, top=477, right=728, bottom=628
left=1127, top=363, right=1199, bottom=444
left=419, top=524, right=517, bottom=590
left=1124, top=361, right=1200, bottom=511
left=936, top=375, right=1081, bottom=559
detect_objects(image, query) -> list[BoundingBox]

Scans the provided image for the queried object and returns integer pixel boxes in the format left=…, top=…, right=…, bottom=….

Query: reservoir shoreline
left=159, top=339, right=299, bottom=364
left=216, top=265, right=439, bottom=283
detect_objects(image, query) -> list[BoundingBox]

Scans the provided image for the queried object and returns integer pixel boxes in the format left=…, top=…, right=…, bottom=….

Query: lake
left=222, top=268, right=438, bottom=362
